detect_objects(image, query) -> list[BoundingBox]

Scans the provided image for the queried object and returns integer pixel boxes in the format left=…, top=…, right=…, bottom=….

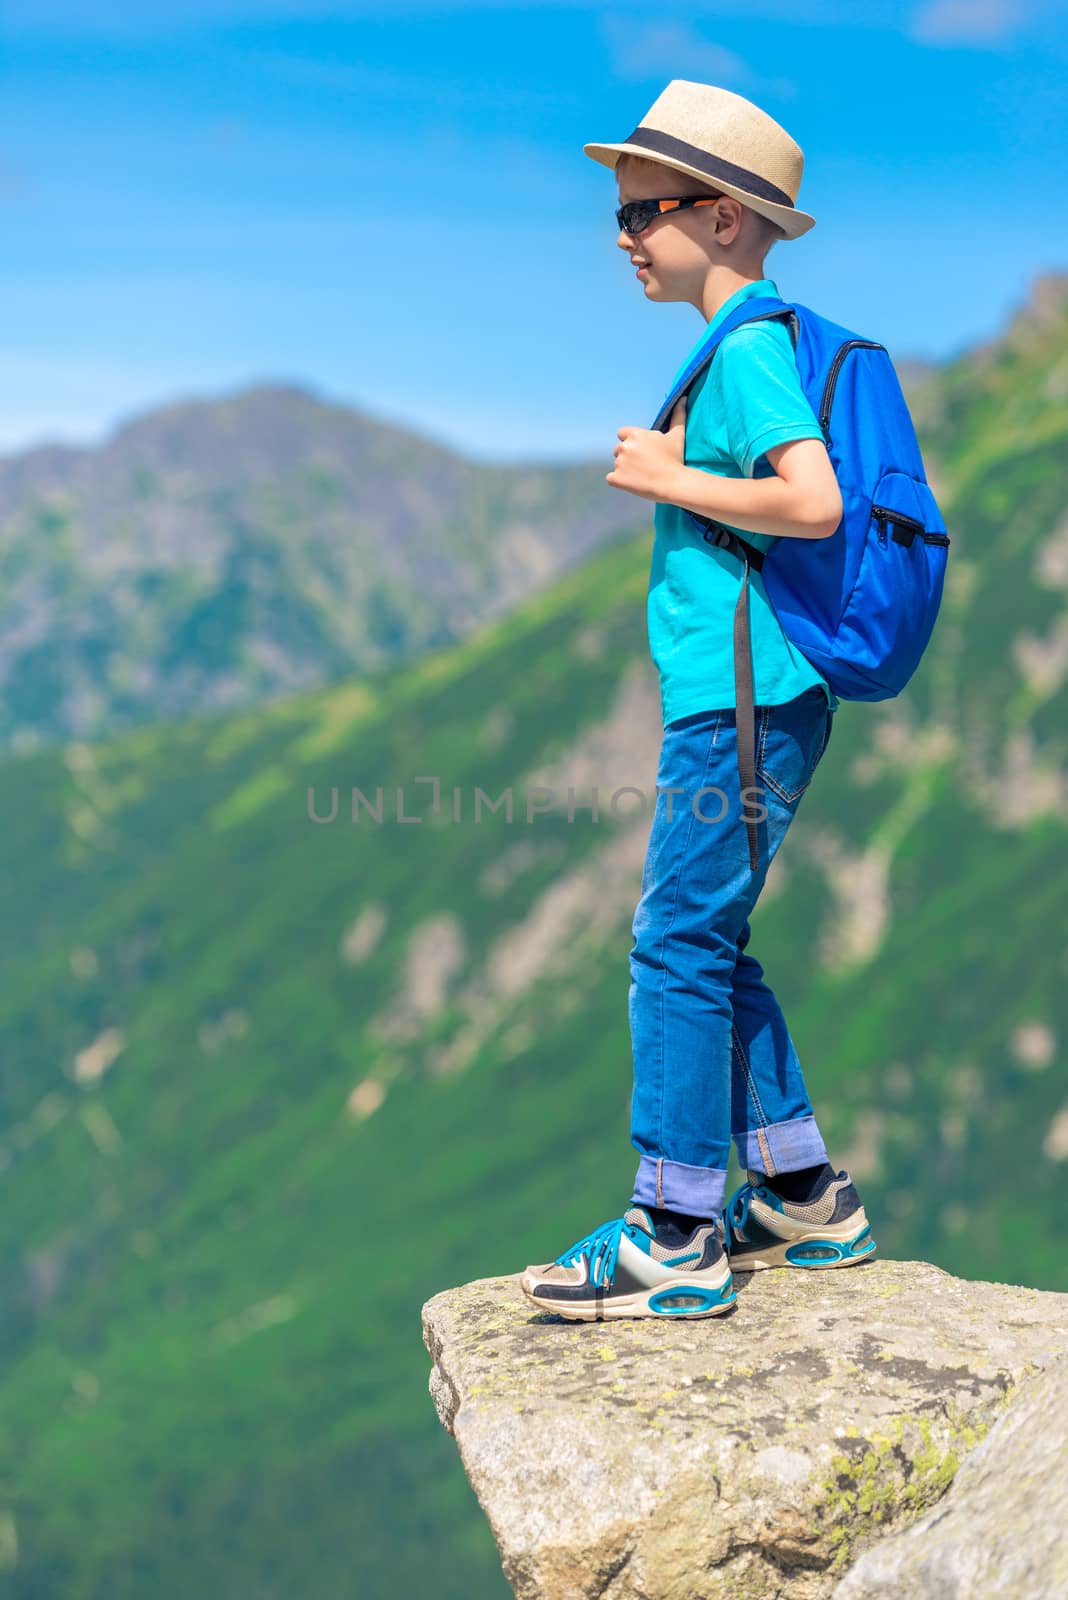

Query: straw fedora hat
left=583, top=80, right=815, bottom=240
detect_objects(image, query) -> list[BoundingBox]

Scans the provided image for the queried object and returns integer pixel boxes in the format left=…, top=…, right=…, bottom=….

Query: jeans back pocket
left=754, top=690, right=834, bottom=807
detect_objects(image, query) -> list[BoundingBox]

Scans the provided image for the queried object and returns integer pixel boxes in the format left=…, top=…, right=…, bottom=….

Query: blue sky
left=2, top=0, right=1066, bottom=463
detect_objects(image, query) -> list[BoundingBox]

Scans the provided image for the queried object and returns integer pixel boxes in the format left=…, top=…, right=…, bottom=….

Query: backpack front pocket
left=836, top=471, right=950, bottom=696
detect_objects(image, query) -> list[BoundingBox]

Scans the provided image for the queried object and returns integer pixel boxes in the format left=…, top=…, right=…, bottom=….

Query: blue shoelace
left=723, top=1180, right=774, bottom=1249
left=553, top=1215, right=628, bottom=1288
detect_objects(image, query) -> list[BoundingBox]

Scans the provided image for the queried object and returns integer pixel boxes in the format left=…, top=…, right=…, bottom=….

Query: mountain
left=0, top=381, right=643, bottom=750
left=0, top=309, right=993, bottom=757
left=0, top=271, right=1066, bottom=1597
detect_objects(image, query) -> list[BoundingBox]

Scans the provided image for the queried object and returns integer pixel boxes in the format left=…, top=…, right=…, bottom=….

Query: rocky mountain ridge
left=0, top=381, right=644, bottom=747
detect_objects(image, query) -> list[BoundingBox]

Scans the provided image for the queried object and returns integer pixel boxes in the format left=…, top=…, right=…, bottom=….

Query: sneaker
left=723, top=1168, right=877, bottom=1271
left=519, top=1206, right=736, bottom=1321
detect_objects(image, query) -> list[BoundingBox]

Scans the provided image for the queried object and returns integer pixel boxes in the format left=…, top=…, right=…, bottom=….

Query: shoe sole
left=520, top=1270, right=737, bottom=1321
left=729, top=1219, right=877, bottom=1272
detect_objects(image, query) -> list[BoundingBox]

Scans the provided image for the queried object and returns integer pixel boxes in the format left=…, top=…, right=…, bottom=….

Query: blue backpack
left=650, top=295, right=951, bottom=870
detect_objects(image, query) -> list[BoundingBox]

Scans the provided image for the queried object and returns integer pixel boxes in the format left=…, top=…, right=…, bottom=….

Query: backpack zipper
left=819, top=339, right=886, bottom=448
left=872, top=504, right=951, bottom=547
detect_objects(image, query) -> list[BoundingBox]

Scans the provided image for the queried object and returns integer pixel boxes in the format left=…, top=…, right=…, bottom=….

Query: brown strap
left=698, top=518, right=763, bottom=873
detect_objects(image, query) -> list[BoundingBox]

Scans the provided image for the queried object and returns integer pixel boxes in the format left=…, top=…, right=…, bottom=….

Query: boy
left=520, top=81, right=875, bottom=1321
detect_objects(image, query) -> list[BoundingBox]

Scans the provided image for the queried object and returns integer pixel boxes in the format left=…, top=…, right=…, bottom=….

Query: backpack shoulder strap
left=651, top=297, right=798, bottom=432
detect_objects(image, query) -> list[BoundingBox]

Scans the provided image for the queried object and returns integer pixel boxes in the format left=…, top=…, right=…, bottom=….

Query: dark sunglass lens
left=619, top=200, right=655, bottom=233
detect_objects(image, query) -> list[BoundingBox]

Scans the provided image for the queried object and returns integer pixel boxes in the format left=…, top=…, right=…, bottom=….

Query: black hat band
left=621, top=125, right=795, bottom=210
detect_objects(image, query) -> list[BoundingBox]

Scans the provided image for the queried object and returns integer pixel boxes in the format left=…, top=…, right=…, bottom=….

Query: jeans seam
left=652, top=724, right=723, bottom=1157
left=732, top=1022, right=769, bottom=1129
left=756, top=700, right=820, bottom=806
left=758, top=766, right=809, bottom=806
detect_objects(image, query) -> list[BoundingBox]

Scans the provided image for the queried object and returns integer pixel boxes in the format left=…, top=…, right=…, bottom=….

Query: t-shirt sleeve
left=708, top=323, right=825, bottom=478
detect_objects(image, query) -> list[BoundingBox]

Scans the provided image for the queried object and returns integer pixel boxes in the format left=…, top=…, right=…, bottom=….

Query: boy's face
left=616, top=155, right=744, bottom=306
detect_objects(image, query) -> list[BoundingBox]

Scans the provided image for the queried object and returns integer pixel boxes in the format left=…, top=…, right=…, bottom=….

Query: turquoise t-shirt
left=648, top=276, right=841, bottom=725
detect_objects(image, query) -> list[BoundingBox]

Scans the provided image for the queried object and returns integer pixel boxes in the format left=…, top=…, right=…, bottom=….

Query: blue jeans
left=628, top=684, right=836, bottom=1220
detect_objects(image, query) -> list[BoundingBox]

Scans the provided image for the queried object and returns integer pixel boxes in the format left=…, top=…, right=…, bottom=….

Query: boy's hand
left=606, top=394, right=687, bottom=502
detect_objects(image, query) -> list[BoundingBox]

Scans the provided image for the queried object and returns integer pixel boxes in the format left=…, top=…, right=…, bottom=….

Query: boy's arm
left=608, top=327, right=842, bottom=536
left=673, top=321, right=841, bottom=540
left=666, top=436, right=843, bottom=540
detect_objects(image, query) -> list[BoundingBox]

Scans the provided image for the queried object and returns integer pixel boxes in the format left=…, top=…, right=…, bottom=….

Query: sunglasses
left=615, top=194, right=724, bottom=236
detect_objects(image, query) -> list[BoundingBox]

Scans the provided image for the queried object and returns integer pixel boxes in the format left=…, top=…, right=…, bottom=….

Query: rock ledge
left=422, top=1259, right=1068, bottom=1599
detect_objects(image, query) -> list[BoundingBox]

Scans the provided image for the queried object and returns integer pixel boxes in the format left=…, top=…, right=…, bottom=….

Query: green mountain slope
left=0, top=382, right=641, bottom=751
left=1, top=274, right=1067, bottom=1597
left=0, top=531, right=658, bottom=1598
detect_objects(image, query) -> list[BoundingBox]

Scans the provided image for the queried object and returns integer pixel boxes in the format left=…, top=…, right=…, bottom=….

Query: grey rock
left=421, top=1259, right=1068, bottom=1600
left=833, top=1353, right=1068, bottom=1600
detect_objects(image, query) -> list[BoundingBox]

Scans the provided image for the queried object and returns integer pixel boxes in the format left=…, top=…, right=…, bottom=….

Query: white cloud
left=0, top=0, right=628, bottom=36
left=3, top=0, right=320, bottom=34
left=909, top=0, right=1031, bottom=47
left=599, top=18, right=753, bottom=84
left=595, top=16, right=796, bottom=100
left=3, top=0, right=1049, bottom=48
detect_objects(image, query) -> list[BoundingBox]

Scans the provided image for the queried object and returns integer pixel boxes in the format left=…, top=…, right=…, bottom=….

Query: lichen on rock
left=422, top=1259, right=1068, bottom=1599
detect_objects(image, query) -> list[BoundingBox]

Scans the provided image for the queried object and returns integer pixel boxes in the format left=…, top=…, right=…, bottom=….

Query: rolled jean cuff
left=736, top=1114, right=828, bottom=1176
left=631, top=1154, right=728, bottom=1220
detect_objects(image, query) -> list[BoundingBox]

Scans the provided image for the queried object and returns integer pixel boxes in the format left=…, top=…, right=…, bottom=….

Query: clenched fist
left=605, top=393, right=688, bottom=503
